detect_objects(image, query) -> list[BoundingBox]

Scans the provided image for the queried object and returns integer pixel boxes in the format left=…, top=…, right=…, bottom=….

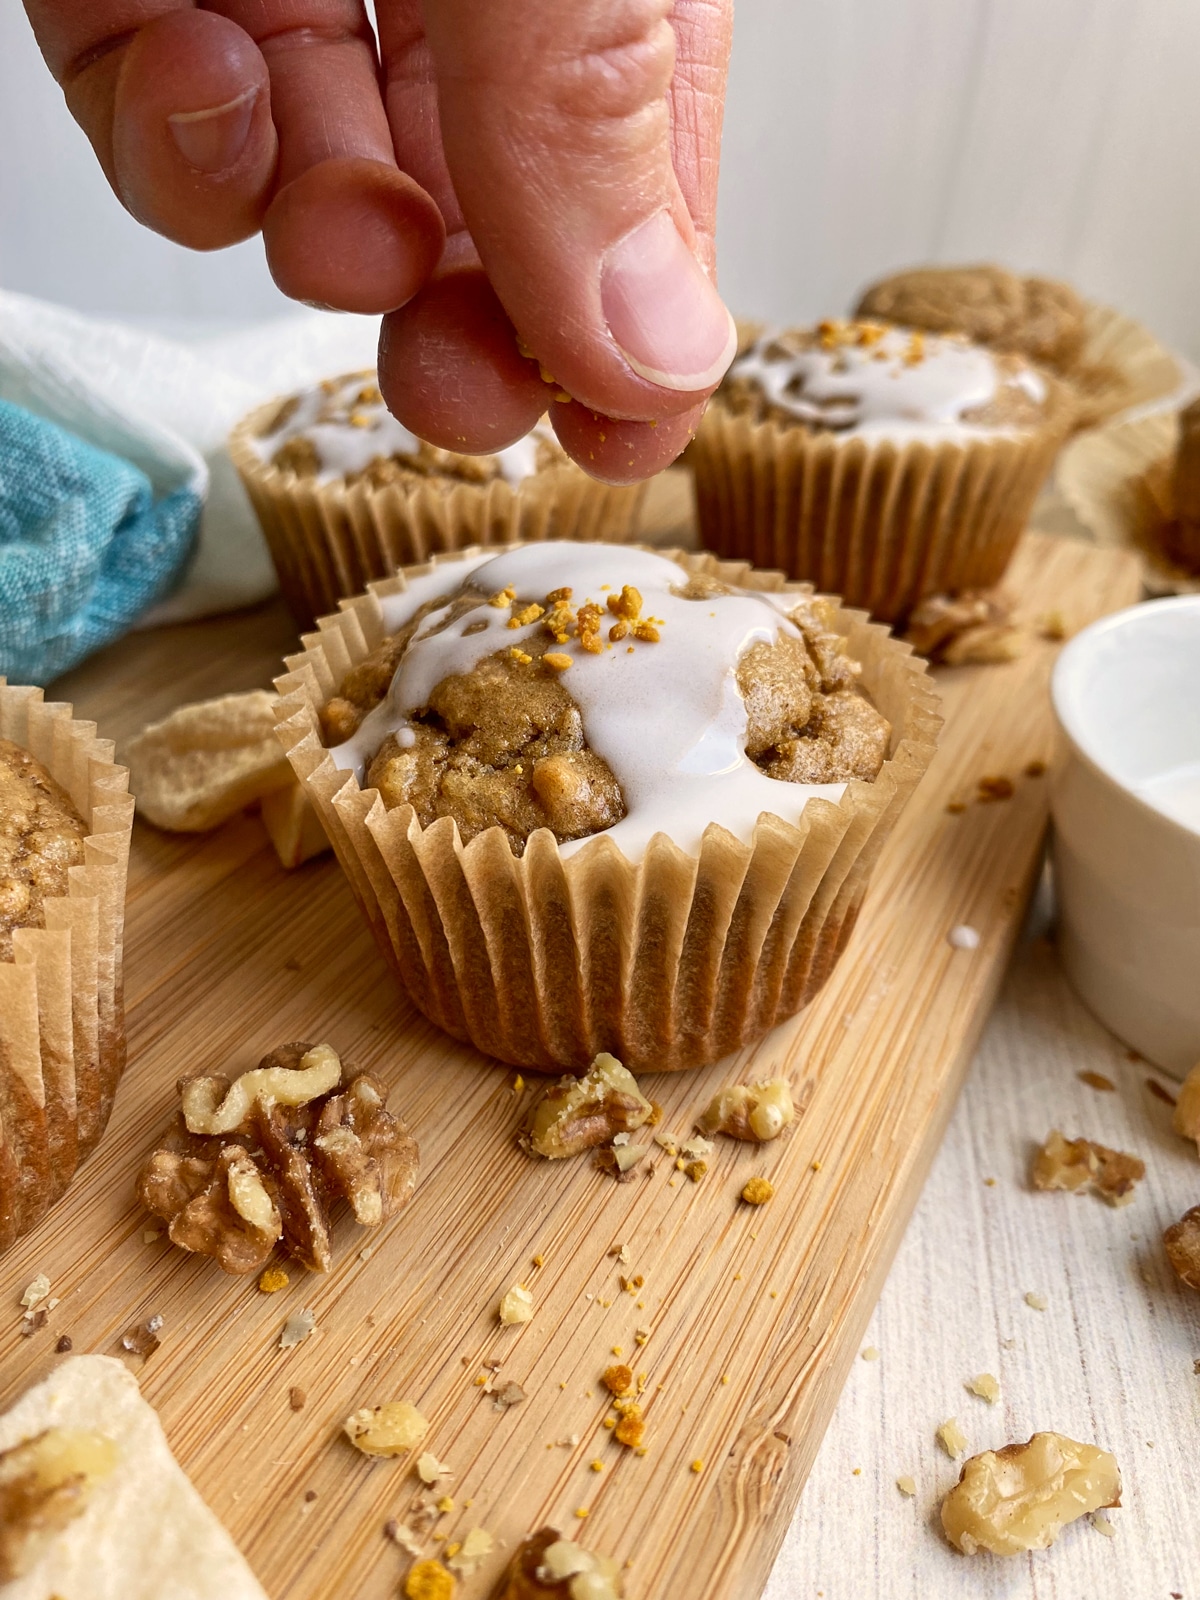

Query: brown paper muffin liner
left=230, top=396, right=647, bottom=627
left=1067, top=302, right=1182, bottom=431
left=690, top=392, right=1072, bottom=624
left=273, top=547, right=940, bottom=1074
left=0, top=683, right=134, bottom=1253
left=1058, top=412, right=1200, bottom=595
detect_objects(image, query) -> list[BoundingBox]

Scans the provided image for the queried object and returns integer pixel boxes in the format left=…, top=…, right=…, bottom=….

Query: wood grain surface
left=0, top=524, right=1139, bottom=1600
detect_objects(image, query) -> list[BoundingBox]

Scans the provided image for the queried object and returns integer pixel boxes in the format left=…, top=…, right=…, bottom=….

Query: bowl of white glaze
left=1050, top=595, right=1200, bottom=1077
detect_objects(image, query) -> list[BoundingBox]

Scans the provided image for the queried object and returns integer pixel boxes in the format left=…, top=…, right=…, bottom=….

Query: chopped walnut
left=137, top=1041, right=418, bottom=1274
left=698, top=1079, right=795, bottom=1142
left=1164, top=1205, right=1200, bottom=1290
left=120, top=1315, right=163, bottom=1360
left=344, top=1401, right=429, bottom=1457
left=417, top=1452, right=452, bottom=1484
left=903, top=592, right=1025, bottom=665
left=489, top=1527, right=622, bottom=1600
left=1032, top=1130, right=1144, bottom=1206
left=524, top=1054, right=653, bottom=1160
left=965, top=1373, right=1000, bottom=1405
left=492, top=1380, right=526, bottom=1410
left=937, top=1418, right=969, bottom=1459
left=279, top=1309, right=316, bottom=1349
left=1173, top=1063, right=1200, bottom=1150
left=499, top=1284, right=534, bottom=1326
left=0, top=1428, right=118, bottom=1580
left=448, top=1527, right=494, bottom=1575
left=941, top=1433, right=1121, bottom=1555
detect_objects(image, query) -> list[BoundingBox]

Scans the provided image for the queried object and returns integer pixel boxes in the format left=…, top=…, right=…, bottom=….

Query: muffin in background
left=0, top=683, right=133, bottom=1254
left=1168, top=395, right=1200, bottom=571
left=856, top=264, right=1180, bottom=429
left=274, top=541, right=939, bottom=1075
left=229, top=372, right=645, bottom=625
left=691, top=319, right=1072, bottom=623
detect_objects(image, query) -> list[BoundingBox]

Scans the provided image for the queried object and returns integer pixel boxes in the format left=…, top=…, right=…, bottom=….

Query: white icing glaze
left=251, top=372, right=552, bottom=487
left=330, top=543, right=855, bottom=861
left=730, top=324, right=1047, bottom=443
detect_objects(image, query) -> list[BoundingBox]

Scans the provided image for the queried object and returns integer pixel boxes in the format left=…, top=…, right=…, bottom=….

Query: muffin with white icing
left=691, top=319, right=1073, bottom=623
left=229, top=372, right=645, bottom=625
left=274, top=542, right=939, bottom=1073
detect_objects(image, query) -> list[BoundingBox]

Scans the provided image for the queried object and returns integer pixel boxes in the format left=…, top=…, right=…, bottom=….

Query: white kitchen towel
left=0, top=289, right=381, bottom=622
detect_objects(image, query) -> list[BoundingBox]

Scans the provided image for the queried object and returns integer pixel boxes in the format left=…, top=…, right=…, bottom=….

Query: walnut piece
left=0, top=1428, right=118, bottom=1581
left=489, top=1527, right=622, bottom=1600
left=903, top=592, right=1025, bottom=665
left=941, top=1433, right=1121, bottom=1555
left=344, top=1401, right=429, bottom=1457
left=137, top=1041, right=419, bottom=1275
left=1173, top=1062, right=1200, bottom=1150
left=1164, top=1205, right=1200, bottom=1289
left=499, top=1284, right=534, bottom=1326
left=937, top=1418, right=969, bottom=1459
left=525, top=1054, right=653, bottom=1160
left=1032, top=1130, right=1144, bottom=1206
left=697, top=1079, right=795, bottom=1142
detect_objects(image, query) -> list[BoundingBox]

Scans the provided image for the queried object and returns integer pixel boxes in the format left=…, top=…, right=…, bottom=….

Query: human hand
left=23, top=0, right=735, bottom=483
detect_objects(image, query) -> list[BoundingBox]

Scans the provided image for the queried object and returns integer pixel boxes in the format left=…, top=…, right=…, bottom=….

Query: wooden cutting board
left=0, top=519, right=1138, bottom=1600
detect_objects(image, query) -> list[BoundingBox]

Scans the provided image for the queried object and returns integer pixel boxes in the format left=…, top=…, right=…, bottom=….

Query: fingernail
left=601, top=211, right=737, bottom=391
left=168, top=86, right=258, bottom=175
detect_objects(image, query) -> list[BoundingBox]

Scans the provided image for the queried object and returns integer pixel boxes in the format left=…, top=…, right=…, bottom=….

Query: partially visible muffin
left=1168, top=395, right=1200, bottom=572
left=0, top=740, right=87, bottom=961
left=229, top=372, right=645, bottom=625
left=692, top=318, right=1071, bottom=621
left=856, top=264, right=1087, bottom=373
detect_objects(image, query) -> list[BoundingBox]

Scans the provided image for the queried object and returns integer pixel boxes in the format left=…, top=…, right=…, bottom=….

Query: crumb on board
left=1025, top=1292, right=1048, bottom=1312
left=279, top=1309, right=316, bottom=1349
left=948, top=924, right=980, bottom=950
left=741, top=1177, right=775, bottom=1206
left=937, top=1418, right=969, bottom=1459
left=965, top=1373, right=1000, bottom=1404
left=288, top=1386, right=306, bottom=1412
left=1077, top=1070, right=1115, bottom=1093
left=1032, top=1130, right=1144, bottom=1207
left=896, top=1475, right=916, bottom=1497
left=861, top=1347, right=880, bottom=1362
left=499, top=1284, right=534, bottom=1325
left=258, top=1266, right=290, bottom=1293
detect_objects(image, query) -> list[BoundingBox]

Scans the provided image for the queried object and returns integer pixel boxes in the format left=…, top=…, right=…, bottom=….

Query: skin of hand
left=21, top=0, right=736, bottom=484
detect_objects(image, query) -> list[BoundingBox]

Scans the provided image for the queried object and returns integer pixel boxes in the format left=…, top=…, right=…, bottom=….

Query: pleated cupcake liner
left=690, top=391, right=1072, bottom=624
left=0, top=682, right=133, bottom=1253
left=273, top=547, right=940, bottom=1075
left=230, top=396, right=646, bottom=628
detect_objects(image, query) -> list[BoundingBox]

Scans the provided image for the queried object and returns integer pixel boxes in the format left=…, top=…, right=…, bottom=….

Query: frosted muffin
left=0, top=684, right=133, bottom=1253
left=275, top=542, right=939, bottom=1073
left=229, top=372, right=644, bottom=625
left=856, top=264, right=1180, bottom=429
left=692, top=319, right=1072, bottom=623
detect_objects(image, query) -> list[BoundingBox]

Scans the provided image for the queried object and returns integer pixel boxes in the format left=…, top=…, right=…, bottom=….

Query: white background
left=3, top=1, right=1200, bottom=358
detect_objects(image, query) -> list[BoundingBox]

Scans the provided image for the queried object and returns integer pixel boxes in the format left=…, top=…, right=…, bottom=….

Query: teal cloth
left=0, top=397, right=200, bottom=684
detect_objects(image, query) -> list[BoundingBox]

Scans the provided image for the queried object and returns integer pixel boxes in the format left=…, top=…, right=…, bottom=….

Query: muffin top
left=0, top=739, right=87, bottom=961
left=249, top=371, right=566, bottom=491
left=855, top=264, right=1087, bottom=372
left=322, top=544, right=891, bottom=859
left=718, top=319, right=1050, bottom=441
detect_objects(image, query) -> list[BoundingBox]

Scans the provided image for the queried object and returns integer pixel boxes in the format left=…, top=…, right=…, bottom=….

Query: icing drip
left=251, top=372, right=552, bottom=487
left=729, top=322, right=1047, bottom=443
left=331, top=544, right=855, bottom=861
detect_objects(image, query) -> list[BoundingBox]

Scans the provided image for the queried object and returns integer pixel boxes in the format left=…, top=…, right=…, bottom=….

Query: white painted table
left=765, top=881, right=1200, bottom=1598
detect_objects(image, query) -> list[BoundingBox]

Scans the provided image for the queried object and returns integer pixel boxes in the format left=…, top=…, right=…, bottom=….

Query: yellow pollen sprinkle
left=690, top=1460, right=704, bottom=1474
left=509, top=602, right=544, bottom=627
left=590, top=1460, right=604, bottom=1473
left=574, top=1508, right=589, bottom=1520
left=720, top=1375, right=730, bottom=1385
left=741, top=1177, right=775, bottom=1206
left=532, top=1254, right=544, bottom=1268
left=474, top=1375, right=487, bottom=1386
left=348, top=410, right=374, bottom=428
left=512, top=1074, right=525, bottom=1093
left=603, top=1417, right=616, bottom=1429
left=544, top=652, right=573, bottom=672
left=436, top=1496, right=454, bottom=1513
left=811, top=1160, right=823, bottom=1172
left=488, top=585, right=516, bottom=608
left=611, top=1346, right=623, bottom=1357
left=257, top=1266, right=289, bottom=1293
left=508, top=647, right=532, bottom=665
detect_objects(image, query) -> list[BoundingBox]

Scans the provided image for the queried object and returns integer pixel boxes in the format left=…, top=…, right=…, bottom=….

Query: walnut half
left=137, top=1042, right=418, bottom=1274
left=524, top=1054, right=653, bottom=1159
left=941, top=1433, right=1120, bottom=1556
left=1164, top=1205, right=1200, bottom=1290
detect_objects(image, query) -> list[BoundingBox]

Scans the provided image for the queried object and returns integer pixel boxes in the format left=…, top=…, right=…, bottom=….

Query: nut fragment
left=698, top=1080, right=795, bottom=1142
left=447, top=1527, right=494, bottom=1575
left=0, top=1428, right=118, bottom=1581
left=1032, top=1130, right=1144, bottom=1206
left=965, top=1373, right=1000, bottom=1404
left=124, top=690, right=295, bottom=832
left=417, top=1451, right=452, bottom=1484
left=1174, top=1062, right=1200, bottom=1150
left=489, top=1527, right=622, bottom=1600
left=903, top=592, right=1025, bottom=665
left=941, top=1433, right=1121, bottom=1555
left=499, top=1285, right=534, bottom=1326
left=279, top=1309, right=316, bottom=1349
left=492, top=1381, right=527, bottom=1411
left=138, top=1041, right=418, bottom=1275
left=1164, top=1205, right=1200, bottom=1290
left=525, top=1054, right=653, bottom=1160
left=344, top=1401, right=429, bottom=1457
left=937, top=1418, right=969, bottom=1459
left=19, top=1275, right=50, bottom=1312
left=120, top=1315, right=163, bottom=1360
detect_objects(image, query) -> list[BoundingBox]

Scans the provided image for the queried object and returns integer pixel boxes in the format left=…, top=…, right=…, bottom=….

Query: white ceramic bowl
left=1050, top=594, right=1200, bottom=1077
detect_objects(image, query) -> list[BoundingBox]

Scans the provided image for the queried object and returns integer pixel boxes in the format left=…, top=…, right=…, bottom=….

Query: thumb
left=421, top=0, right=736, bottom=421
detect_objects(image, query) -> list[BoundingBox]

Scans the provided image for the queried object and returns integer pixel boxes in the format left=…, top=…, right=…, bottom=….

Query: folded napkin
left=0, top=290, right=381, bottom=683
